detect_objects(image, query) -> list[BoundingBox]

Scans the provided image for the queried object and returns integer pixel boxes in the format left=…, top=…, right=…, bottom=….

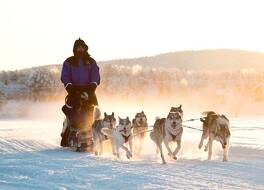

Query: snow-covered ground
left=0, top=103, right=264, bottom=190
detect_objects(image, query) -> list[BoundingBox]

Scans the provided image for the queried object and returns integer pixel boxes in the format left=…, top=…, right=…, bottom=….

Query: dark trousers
left=61, top=95, right=95, bottom=147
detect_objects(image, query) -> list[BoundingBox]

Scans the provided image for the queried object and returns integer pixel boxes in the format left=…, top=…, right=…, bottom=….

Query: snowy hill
left=3, top=49, right=264, bottom=72
left=100, top=49, right=264, bottom=72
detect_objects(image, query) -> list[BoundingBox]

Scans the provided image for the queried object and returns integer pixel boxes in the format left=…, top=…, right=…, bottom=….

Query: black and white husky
left=102, top=117, right=133, bottom=159
left=150, top=105, right=183, bottom=164
left=92, top=110, right=116, bottom=155
left=199, top=111, right=231, bottom=161
left=132, top=111, right=148, bottom=154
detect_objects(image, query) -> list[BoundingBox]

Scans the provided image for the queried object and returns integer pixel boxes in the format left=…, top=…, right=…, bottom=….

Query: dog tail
left=94, top=107, right=101, bottom=121
left=101, top=128, right=113, bottom=138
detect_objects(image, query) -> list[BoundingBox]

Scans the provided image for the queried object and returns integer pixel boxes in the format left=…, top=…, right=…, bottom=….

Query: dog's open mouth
left=119, top=128, right=127, bottom=134
left=171, top=124, right=177, bottom=129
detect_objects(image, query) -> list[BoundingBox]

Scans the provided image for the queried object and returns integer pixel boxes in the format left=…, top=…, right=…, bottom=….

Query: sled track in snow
left=0, top=138, right=58, bottom=154
left=0, top=137, right=264, bottom=190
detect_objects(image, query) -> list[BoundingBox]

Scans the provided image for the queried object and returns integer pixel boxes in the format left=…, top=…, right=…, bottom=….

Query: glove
left=80, top=92, right=89, bottom=100
left=89, top=83, right=97, bottom=93
left=74, top=84, right=97, bottom=93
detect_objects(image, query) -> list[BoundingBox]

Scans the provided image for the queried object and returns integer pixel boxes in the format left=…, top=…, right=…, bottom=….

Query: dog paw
left=126, top=152, right=132, bottom=159
left=198, top=144, right=203, bottom=149
left=223, top=158, right=228, bottom=162
left=162, top=161, right=167, bottom=164
left=172, top=156, right=177, bottom=160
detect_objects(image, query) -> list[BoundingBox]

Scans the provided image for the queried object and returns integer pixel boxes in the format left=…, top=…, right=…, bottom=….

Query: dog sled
left=60, top=85, right=96, bottom=152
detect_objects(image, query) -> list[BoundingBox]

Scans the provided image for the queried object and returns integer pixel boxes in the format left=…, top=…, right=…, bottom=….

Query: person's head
left=73, top=38, right=89, bottom=58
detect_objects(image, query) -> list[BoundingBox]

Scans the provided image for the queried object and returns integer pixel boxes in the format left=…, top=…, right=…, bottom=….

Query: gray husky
left=150, top=105, right=183, bottom=164
left=92, top=111, right=116, bottom=155
left=132, top=111, right=148, bottom=154
left=102, top=116, right=133, bottom=159
left=170, top=105, right=183, bottom=117
left=199, top=111, right=231, bottom=161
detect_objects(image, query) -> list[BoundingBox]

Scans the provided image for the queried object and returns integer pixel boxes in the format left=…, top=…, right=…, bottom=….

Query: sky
left=1, top=0, right=264, bottom=70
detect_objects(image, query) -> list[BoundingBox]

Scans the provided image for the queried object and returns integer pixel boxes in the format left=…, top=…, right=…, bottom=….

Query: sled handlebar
left=69, top=84, right=96, bottom=94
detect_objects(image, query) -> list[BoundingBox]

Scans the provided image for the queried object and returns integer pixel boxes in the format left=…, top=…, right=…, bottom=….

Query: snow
left=0, top=104, right=264, bottom=190
left=1, top=147, right=263, bottom=190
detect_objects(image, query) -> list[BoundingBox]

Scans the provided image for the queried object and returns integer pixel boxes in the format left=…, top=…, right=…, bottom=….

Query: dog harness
left=169, top=131, right=177, bottom=141
left=122, top=134, right=131, bottom=143
left=168, top=127, right=183, bottom=141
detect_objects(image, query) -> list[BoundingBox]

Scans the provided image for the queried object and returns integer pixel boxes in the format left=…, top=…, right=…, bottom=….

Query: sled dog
left=132, top=111, right=148, bottom=154
left=150, top=105, right=183, bottom=164
left=102, top=116, right=133, bottom=159
left=199, top=111, right=231, bottom=161
left=92, top=110, right=116, bottom=155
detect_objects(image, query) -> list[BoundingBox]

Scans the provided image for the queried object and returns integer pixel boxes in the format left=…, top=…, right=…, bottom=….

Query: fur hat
left=73, top=38, right=88, bottom=55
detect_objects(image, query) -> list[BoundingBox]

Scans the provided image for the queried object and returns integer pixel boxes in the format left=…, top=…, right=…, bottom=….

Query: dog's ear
left=104, top=112, right=107, bottom=117
left=179, top=104, right=182, bottom=109
left=141, top=111, right=144, bottom=114
left=212, top=114, right=218, bottom=120
left=112, top=112, right=114, bottom=116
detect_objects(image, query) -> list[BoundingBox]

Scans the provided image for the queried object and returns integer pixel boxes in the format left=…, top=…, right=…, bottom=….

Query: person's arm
left=89, top=60, right=100, bottom=91
left=61, top=61, right=73, bottom=93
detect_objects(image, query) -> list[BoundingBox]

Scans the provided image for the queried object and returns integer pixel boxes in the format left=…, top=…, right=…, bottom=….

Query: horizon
left=1, top=48, right=264, bottom=71
left=1, top=0, right=264, bottom=70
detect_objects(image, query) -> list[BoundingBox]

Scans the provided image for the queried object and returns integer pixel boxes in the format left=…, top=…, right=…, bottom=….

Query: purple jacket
left=61, top=56, right=100, bottom=106
left=61, top=56, right=100, bottom=87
